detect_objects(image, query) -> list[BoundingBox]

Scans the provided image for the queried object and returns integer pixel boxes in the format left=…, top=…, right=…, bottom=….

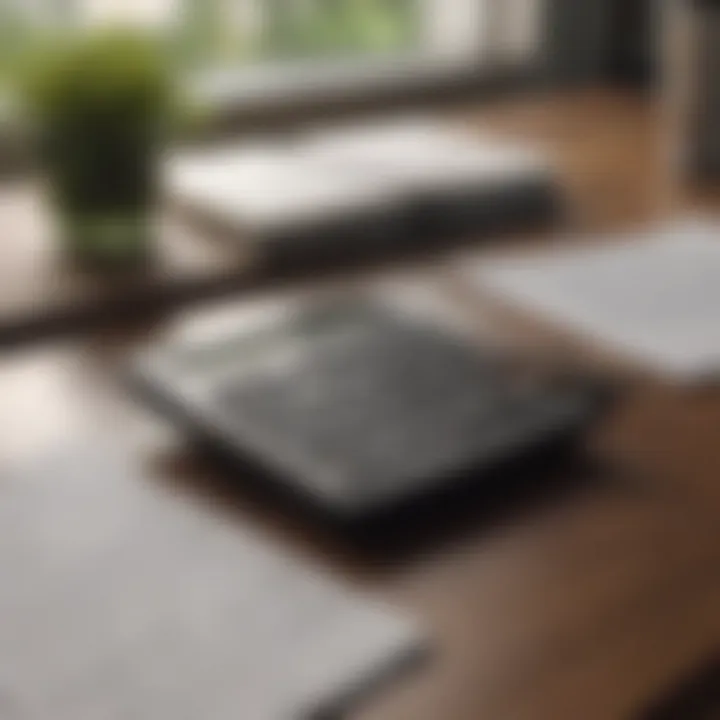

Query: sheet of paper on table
left=467, top=219, right=720, bottom=380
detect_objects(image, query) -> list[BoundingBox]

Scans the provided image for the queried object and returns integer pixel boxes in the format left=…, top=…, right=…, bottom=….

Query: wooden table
left=2, top=89, right=720, bottom=719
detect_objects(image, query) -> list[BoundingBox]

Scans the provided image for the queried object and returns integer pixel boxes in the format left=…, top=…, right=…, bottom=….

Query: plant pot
left=42, top=127, right=162, bottom=272
left=59, top=208, right=155, bottom=272
left=20, top=30, right=176, bottom=272
left=42, top=123, right=161, bottom=272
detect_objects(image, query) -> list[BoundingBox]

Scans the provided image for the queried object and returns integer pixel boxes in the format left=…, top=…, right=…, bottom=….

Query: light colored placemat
left=0, top=445, right=425, bottom=720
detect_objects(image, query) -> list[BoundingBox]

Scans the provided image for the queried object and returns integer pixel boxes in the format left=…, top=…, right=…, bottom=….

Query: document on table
left=467, top=220, right=720, bottom=380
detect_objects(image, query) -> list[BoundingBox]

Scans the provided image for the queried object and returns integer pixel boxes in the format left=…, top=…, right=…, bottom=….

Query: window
left=2, top=0, right=543, bottom=66
left=0, top=0, right=544, bottom=111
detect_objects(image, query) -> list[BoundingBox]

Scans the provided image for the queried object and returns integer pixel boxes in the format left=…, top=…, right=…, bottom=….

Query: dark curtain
left=607, top=0, right=654, bottom=86
left=543, top=0, right=654, bottom=87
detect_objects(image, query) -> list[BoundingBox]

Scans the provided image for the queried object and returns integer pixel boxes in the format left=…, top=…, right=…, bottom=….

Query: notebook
left=166, top=120, right=559, bottom=263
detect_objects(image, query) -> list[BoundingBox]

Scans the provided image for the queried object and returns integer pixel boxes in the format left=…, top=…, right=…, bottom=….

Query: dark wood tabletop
left=2, top=89, right=720, bottom=720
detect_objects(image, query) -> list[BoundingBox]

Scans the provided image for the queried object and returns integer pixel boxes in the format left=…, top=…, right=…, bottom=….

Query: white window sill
left=194, top=52, right=481, bottom=103
left=0, top=53, right=537, bottom=174
left=191, top=52, right=537, bottom=120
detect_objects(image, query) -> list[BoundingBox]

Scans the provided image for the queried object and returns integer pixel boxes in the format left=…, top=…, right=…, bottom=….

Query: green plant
left=20, top=29, right=177, bottom=268
left=261, top=0, right=419, bottom=61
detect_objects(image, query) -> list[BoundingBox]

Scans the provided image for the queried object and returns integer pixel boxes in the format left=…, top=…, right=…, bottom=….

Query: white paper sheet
left=467, top=220, right=720, bottom=380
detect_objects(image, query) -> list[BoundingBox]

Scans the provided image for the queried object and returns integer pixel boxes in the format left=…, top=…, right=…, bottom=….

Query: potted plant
left=20, top=29, right=176, bottom=270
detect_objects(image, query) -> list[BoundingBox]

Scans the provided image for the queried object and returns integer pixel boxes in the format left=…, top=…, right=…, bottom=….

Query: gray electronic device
left=130, top=299, right=609, bottom=533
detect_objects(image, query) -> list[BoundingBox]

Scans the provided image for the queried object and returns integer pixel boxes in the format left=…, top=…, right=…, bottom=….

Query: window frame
left=190, top=0, right=545, bottom=133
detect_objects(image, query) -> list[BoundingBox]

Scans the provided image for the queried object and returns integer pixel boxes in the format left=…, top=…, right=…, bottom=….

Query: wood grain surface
left=1, top=89, right=720, bottom=719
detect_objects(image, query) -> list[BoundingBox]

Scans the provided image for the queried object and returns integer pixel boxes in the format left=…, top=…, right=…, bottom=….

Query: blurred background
left=0, top=0, right=536, bottom=70
left=4, top=2, right=720, bottom=720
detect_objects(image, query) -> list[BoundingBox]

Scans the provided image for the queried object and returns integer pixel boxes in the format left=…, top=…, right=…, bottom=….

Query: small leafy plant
left=21, top=29, right=177, bottom=269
